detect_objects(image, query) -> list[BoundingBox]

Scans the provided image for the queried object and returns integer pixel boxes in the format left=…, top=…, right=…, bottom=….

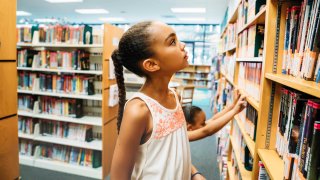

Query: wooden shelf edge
left=229, top=135, right=252, bottom=180
left=234, top=116, right=255, bottom=157
left=220, top=0, right=241, bottom=38
left=238, top=6, right=267, bottom=34
left=227, top=161, right=235, bottom=180
left=220, top=71, right=235, bottom=86
left=236, top=57, right=263, bottom=62
left=265, top=73, right=320, bottom=98
left=257, top=149, right=284, bottom=180
left=238, top=89, right=260, bottom=110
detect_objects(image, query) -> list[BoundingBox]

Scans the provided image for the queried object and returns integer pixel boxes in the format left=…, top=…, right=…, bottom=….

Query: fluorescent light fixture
left=75, top=9, right=109, bottom=14
left=179, top=18, right=206, bottom=22
left=34, top=18, right=58, bottom=23
left=17, top=11, right=31, bottom=16
left=171, top=8, right=206, bottom=13
left=45, top=0, right=83, bottom=3
left=99, top=17, right=125, bottom=22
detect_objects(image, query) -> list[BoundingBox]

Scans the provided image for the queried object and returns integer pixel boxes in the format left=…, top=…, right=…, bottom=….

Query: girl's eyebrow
left=165, top=32, right=176, bottom=42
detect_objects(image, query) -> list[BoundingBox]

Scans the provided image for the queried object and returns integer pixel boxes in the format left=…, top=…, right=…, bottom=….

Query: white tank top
left=127, top=89, right=191, bottom=180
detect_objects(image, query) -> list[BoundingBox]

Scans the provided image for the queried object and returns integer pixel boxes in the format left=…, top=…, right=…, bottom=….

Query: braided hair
left=183, top=105, right=202, bottom=125
left=111, top=21, right=155, bottom=132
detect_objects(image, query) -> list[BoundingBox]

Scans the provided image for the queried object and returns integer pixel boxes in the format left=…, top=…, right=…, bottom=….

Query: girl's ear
left=187, top=124, right=193, bottom=131
left=142, top=58, right=160, bottom=72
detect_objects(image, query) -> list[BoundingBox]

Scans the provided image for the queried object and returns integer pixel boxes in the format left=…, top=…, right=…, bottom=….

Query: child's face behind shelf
left=187, top=110, right=206, bottom=131
left=147, top=22, right=189, bottom=75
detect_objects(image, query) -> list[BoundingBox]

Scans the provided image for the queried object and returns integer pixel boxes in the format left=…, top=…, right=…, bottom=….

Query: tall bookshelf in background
left=16, top=23, right=123, bottom=179
left=174, top=64, right=213, bottom=88
left=217, top=0, right=320, bottom=179
left=0, top=0, right=19, bottom=179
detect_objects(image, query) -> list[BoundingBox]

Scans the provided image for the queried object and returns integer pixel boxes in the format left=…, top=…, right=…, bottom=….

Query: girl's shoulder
left=123, top=98, right=150, bottom=123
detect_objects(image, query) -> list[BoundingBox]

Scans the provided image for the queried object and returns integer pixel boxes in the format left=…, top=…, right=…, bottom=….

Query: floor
left=20, top=89, right=220, bottom=180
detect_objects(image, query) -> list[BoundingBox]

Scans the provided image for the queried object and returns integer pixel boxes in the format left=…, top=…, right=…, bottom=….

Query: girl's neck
left=141, top=75, right=172, bottom=97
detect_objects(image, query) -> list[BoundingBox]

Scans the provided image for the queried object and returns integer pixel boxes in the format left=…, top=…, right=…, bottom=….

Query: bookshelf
left=174, top=64, right=212, bottom=88
left=16, top=23, right=123, bottom=179
left=218, top=0, right=320, bottom=179
left=0, top=0, right=19, bottom=180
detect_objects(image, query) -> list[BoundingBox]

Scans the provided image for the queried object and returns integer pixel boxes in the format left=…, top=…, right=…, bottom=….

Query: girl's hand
left=233, top=94, right=247, bottom=114
left=231, top=88, right=240, bottom=109
left=192, top=173, right=206, bottom=180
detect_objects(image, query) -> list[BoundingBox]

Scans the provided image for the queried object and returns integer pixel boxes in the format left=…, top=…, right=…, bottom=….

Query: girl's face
left=188, top=110, right=206, bottom=130
left=148, top=22, right=189, bottom=73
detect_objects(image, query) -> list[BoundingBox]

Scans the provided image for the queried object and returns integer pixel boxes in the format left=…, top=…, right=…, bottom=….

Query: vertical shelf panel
left=0, top=116, right=19, bottom=180
left=0, top=61, right=17, bottom=119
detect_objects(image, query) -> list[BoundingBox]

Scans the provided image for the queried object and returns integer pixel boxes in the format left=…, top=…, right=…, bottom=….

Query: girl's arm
left=110, top=99, right=150, bottom=180
left=188, top=95, right=246, bottom=141
left=207, top=89, right=240, bottom=122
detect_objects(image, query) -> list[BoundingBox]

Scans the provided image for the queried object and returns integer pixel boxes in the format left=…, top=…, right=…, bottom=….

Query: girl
left=110, top=21, right=246, bottom=180
left=184, top=92, right=246, bottom=141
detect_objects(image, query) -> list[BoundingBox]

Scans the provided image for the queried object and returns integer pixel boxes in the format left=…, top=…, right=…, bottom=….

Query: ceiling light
left=99, top=17, right=125, bottom=22
left=75, top=9, right=109, bottom=14
left=171, top=8, right=206, bottom=13
left=45, top=0, right=83, bottom=3
left=179, top=18, right=206, bottom=22
left=34, top=18, right=58, bottom=23
left=17, top=11, right=31, bottom=16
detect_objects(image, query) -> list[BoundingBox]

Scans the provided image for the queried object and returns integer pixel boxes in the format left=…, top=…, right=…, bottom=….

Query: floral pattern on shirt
left=145, top=99, right=186, bottom=139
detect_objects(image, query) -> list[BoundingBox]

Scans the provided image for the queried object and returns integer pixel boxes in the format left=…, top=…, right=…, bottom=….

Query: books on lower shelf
left=238, top=24, right=265, bottom=58
left=281, top=2, right=320, bottom=83
left=276, top=86, right=320, bottom=180
left=221, top=53, right=236, bottom=83
left=258, top=161, right=270, bottom=180
left=238, top=103, right=258, bottom=141
left=238, top=62, right=262, bottom=101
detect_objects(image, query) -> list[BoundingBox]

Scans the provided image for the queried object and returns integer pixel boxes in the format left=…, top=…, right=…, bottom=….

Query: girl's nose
left=180, top=41, right=186, bottom=50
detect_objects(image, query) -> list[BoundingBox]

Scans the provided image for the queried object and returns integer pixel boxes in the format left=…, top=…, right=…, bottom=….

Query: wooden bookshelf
left=238, top=6, right=267, bottom=34
left=220, top=0, right=241, bottom=38
left=265, top=73, right=320, bottom=98
left=16, top=23, right=123, bottom=179
left=238, top=89, right=260, bottom=111
left=234, top=116, right=255, bottom=157
left=227, top=161, right=235, bottom=180
left=229, top=135, right=252, bottom=180
left=236, top=57, right=263, bottom=62
left=174, top=64, right=212, bottom=88
left=257, top=149, right=284, bottom=180
left=0, top=1, right=19, bottom=180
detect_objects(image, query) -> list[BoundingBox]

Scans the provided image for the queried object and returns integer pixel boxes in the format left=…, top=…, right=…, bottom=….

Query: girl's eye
left=170, top=39, right=176, bottom=45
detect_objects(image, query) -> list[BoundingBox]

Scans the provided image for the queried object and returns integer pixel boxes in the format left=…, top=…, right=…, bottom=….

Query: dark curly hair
left=111, top=21, right=155, bottom=132
left=182, top=105, right=202, bottom=125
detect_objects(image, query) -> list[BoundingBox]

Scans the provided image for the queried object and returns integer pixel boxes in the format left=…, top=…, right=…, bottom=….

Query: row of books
left=221, top=53, right=236, bottom=83
left=238, top=0, right=266, bottom=28
left=257, top=161, right=271, bottom=180
left=281, top=2, right=320, bottom=83
left=17, top=49, right=102, bottom=71
left=275, top=86, right=320, bottom=179
left=175, top=72, right=209, bottom=79
left=19, top=117, right=95, bottom=142
left=238, top=103, right=258, bottom=141
left=238, top=62, right=262, bottom=101
left=221, top=22, right=237, bottom=51
left=17, top=24, right=103, bottom=45
left=18, top=72, right=101, bottom=95
left=238, top=24, right=265, bottom=58
left=19, top=140, right=102, bottom=168
left=216, top=125, right=231, bottom=179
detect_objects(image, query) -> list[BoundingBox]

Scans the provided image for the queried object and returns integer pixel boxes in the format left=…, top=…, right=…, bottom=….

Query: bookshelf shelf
left=238, top=89, right=260, bottom=110
left=220, top=0, right=241, bottom=38
left=227, top=161, right=235, bottom=180
left=17, top=42, right=103, bottom=49
left=234, top=116, right=255, bottom=156
left=238, top=7, right=266, bottom=34
left=18, top=132, right=102, bottom=150
left=19, top=155, right=34, bottom=166
left=33, top=158, right=102, bottom=179
left=230, top=135, right=252, bottom=180
left=221, top=45, right=237, bottom=54
left=18, top=89, right=103, bottom=101
left=257, top=149, right=284, bottom=180
left=18, top=110, right=101, bottom=126
left=236, top=57, right=263, bottom=62
left=17, top=67, right=103, bottom=75
left=220, top=71, right=234, bottom=86
left=265, top=73, right=320, bottom=98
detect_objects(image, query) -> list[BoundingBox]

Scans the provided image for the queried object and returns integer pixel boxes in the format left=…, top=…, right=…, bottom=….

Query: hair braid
left=111, top=49, right=126, bottom=132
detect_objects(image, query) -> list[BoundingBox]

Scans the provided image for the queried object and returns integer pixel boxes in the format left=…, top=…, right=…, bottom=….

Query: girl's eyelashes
left=170, top=38, right=176, bottom=46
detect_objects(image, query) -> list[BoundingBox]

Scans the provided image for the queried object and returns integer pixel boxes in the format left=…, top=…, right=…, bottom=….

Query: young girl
left=183, top=93, right=246, bottom=141
left=110, top=21, right=246, bottom=180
